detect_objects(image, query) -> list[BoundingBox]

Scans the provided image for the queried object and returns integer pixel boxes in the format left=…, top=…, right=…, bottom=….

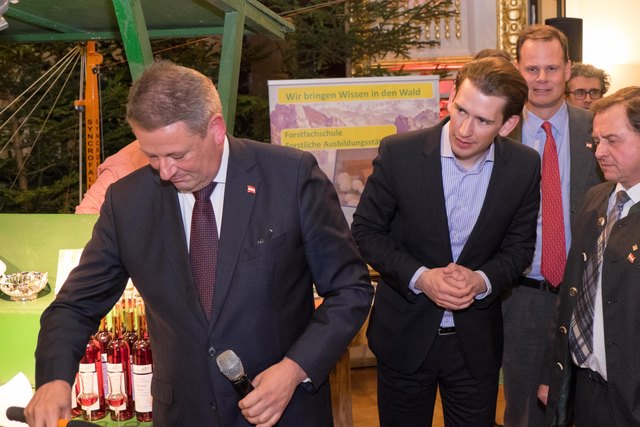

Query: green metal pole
left=217, top=9, right=246, bottom=134
left=111, top=0, right=154, bottom=81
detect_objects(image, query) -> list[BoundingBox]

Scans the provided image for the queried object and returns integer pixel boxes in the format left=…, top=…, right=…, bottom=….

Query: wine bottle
left=122, top=288, right=138, bottom=350
left=132, top=305, right=153, bottom=422
left=122, top=294, right=138, bottom=406
left=77, top=337, right=107, bottom=420
left=106, top=309, right=134, bottom=421
left=94, top=316, right=112, bottom=398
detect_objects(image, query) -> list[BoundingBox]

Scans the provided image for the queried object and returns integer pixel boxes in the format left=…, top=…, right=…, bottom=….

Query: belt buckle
left=542, top=280, right=560, bottom=294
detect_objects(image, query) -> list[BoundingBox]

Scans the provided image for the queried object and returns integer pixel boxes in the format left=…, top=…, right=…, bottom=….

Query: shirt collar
left=523, top=101, right=569, bottom=137
left=214, top=135, right=230, bottom=184
left=440, top=122, right=495, bottom=172
left=617, top=181, right=640, bottom=205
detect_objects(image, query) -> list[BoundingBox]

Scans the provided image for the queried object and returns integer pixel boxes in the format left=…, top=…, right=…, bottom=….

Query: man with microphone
left=25, top=62, right=373, bottom=427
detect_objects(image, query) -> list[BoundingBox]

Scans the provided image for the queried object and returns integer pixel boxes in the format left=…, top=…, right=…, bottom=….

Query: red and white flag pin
left=628, top=252, right=636, bottom=264
left=247, top=185, right=256, bottom=194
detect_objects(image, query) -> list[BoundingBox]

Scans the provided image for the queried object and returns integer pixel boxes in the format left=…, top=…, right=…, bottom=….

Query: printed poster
left=268, top=76, right=439, bottom=220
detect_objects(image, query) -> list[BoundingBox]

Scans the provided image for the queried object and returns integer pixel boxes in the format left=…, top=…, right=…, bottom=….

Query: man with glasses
left=566, top=63, right=611, bottom=110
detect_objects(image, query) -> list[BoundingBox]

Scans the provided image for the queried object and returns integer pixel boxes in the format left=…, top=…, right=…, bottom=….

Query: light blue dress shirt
left=521, top=103, right=572, bottom=281
left=409, top=122, right=494, bottom=327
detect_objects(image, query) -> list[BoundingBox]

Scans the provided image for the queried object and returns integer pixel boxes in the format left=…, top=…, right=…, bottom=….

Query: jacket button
left=556, top=362, right=564, bottom=371
left=569, top=287, right=578, bottom=297
left=208, top=347, right=216, bottom=358
left=559, top=326, right=567, bottom=334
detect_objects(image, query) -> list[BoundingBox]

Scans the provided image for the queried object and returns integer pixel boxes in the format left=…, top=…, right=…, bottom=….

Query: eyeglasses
left=568, top=89, right=603, bottom=100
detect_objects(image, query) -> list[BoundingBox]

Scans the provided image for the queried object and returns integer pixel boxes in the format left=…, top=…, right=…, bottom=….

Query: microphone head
left=216, top=349, right=245, bottom=382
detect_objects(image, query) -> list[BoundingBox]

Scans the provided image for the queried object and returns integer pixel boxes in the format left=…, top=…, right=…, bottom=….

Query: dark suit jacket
left=543, top=182, right=640, bottom=426
left=508, top=103, right=603, bottom=224
left=351, top=119, right=541, bottom=378
left=35, top=137, right=373, bottom=426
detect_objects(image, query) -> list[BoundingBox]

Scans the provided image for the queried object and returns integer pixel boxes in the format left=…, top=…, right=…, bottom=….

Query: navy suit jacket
left=544, top=182, right=640, bottom=425
left=352, top=120, right=541, bottom=378
left=36, top=137, right=373, bottom=426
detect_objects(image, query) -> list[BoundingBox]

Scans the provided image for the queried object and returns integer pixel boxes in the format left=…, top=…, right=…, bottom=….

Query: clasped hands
left=416, top=263, right=487, bottom=310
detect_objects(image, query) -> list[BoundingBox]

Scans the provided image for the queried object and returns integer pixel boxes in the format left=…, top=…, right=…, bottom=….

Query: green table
left=0, top=214, right=98, bottom=386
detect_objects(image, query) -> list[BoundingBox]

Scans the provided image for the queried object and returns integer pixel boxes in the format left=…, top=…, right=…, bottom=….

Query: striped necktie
left=569, top=190, right=630, bottom=364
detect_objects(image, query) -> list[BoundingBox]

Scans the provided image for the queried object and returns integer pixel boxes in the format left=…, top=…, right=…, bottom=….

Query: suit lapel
left=154, top=176, right=210, bottom=331
left=458, top=137, right=507, bottom=261
left=567, top=105, right=596, bottom=212
left=208, top=138, right=259, bottom=329
left=420, top=122, right=453, bottom=261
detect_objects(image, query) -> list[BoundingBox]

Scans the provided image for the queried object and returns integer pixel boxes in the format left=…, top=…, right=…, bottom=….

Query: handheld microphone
left=216, top=349, right=255, bottom=398
left=6, top=406, right=97, bottom=426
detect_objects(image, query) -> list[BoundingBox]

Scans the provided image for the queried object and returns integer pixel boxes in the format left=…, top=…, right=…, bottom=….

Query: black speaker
left=545, top=17, right=583, bottom=63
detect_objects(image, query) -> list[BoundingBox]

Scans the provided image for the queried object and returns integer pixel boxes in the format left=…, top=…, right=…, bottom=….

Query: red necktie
left=540, top=121, right=566, bottom=287
left=190, top=181, right=218, bottom=320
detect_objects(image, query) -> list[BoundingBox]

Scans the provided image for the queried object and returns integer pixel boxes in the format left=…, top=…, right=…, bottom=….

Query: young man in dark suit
left=539, top=88, right=640, bottom=426
left=351, top=57, right=541, bottom=427
left=25, top=62, right=373, bottom=427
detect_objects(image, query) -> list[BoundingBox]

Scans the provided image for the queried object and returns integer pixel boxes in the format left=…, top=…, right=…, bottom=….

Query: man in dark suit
left=539, top=88, right=640, bottom=426
left=351, top=57, right=541, bottom=426
left=501, top=24, right=603, bottom=427
left=25, top=62, right=373, bottom=427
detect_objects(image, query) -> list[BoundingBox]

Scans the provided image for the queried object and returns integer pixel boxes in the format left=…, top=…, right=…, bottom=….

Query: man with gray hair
left=539, top=87, right=640, bottom=426
left=24, top=61, right=373, bottom=427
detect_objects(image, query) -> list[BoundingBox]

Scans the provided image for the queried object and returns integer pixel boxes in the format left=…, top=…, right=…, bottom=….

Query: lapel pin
left=247, top=185, right=256, bottom=194
left=633, top=244, right=638, bottom=252
left=598, top=217, right=606, bottom=227
left=628, top=253, right=636, bottom=264
left=582, top=252, right=587, bottom=262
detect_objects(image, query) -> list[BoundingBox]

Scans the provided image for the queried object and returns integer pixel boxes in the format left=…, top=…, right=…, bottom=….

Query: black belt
left=582, top=368, right=607, bottom=386
left=438, top=326, right=456, bottom=335
left=517, top=276, right=560, bottom=294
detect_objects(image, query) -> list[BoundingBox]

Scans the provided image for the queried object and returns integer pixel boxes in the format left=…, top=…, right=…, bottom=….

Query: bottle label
left=77, top=366, right=100, bottom=411
left=78, top=363, right=96, bottom=374
left=106, top=363, right=123, bottom=373
left=132, top=364, right=153, bottom=413
left=132, top=364, right=152, bottom=375
left=106, top=363, right=127, bottom=411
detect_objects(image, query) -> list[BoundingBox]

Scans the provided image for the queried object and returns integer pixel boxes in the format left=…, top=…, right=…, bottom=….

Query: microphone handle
left=229, top=379, right=279, bottom=427
left=232, top=375, right=255, bottom=398
left=6, top=406, right=97, bottom=426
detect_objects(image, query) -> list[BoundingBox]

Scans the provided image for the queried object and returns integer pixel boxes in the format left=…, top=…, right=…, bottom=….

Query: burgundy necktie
left=190, top=181, right=218, bottom=321
left=540, top=121, right=566, bottom=287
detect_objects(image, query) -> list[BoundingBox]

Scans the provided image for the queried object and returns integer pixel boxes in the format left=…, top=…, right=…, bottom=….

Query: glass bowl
left=0, top=271, right=48, bottom=301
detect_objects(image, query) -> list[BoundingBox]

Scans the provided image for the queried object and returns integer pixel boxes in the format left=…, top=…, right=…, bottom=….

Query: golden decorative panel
left=498, top=0, right=528, bottom=58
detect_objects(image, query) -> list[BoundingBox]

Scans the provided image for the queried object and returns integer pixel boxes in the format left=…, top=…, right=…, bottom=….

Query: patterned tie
left=540, top=122, right=566, bottom=287
left=569, top=190, right=630, bottom=364
left=190, top=181, right=218, bottom=321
